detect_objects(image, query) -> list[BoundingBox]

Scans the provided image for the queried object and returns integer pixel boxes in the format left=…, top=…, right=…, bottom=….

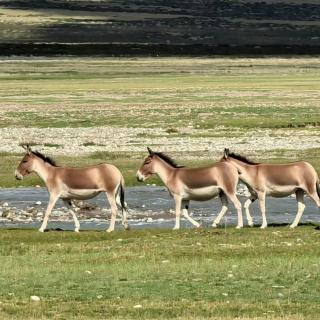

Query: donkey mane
left=228, top=152, right=259, bottom=165
left=154, top=152, right=184, bottom=168
left=32, top=151, right=57, bottom=167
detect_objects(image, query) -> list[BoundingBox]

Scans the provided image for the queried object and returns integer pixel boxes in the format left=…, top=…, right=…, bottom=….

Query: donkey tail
left=119, top=182, right=126, bottom=211
left=117, top=179, right=130, bottom=230
left=316, top=181, right=320, bottom=199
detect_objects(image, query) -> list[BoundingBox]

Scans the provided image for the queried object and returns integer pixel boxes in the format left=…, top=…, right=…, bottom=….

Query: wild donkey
left=136, top=147, right=243, bottom=229
left=15, top=145, right=129, bottom=232
left=222, top=148, right=320, bottom=228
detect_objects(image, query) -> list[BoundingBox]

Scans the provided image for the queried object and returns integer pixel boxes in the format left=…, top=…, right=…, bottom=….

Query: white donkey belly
left=184, top=186, right=220, bottom=201
left=60, top=188, right=102, bottom=200
left=266, top=185, right=298, bottom=198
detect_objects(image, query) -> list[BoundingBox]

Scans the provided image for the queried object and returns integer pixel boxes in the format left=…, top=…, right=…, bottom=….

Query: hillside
left=0, top=0, right=320, bottom=55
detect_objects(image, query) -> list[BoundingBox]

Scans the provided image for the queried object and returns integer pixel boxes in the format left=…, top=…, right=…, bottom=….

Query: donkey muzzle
left=15, top=170, right=23, bottom=180
left=136, top=171, right=145, bottom=182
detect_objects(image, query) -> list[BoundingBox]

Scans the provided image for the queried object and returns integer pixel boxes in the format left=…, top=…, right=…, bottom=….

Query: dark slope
left=1, top=0, right=320, bottom=55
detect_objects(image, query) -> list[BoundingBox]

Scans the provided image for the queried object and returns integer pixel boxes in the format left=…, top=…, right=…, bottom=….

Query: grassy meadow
left=0, top=227, right=320, bottom=319
left=0, top=57, right=320, bottom=127
left=0, top=57, right=320, bottom=187
left=0, top=57, right=320, bottom=319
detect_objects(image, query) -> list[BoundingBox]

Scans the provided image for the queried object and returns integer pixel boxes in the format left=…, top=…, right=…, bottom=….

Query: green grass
left=2, top=105, right=319, bottom=130
left=0, top=57, right=320, bottom=130
left=0, top=227, right=319, bottom=319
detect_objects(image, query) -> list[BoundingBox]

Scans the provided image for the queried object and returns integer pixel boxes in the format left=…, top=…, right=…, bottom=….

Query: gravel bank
left=1, top=126, right=320, bottom=156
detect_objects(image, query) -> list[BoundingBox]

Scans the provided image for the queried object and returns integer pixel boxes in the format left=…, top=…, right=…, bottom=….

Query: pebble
left=35, top=201, right=42, bottom=205
left=30, top=295, right=40, bottom=301
left=2, top=209, right=13, bottom=218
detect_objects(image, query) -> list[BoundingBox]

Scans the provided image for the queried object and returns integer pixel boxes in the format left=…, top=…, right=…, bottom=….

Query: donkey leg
left=173, top=195, right=182, bottom=230
left=290, top=189, right=305, bottom=229
left=106, top=192, right=118, bottom=233
left=39, top=195, right=58, bottom=232
left=116, top=194, right=130, bottom=230
left=63, top=200, right=80, bottom=232
left=258, top=193, right=268, bottom=229
left=182, top=200, right=200, bottom=228
left=226, top=193, right=243, bottom=229
left=308, top=192, right=320, bottom=208
left=212, top=193, right=228, bottom=228
left=244, top=194, right=257, bottom=227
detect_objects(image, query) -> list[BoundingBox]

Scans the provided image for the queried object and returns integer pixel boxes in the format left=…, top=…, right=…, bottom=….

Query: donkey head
left=136, top=147, right=156, bottom=182
left=15, top=144, right=35, bottom=180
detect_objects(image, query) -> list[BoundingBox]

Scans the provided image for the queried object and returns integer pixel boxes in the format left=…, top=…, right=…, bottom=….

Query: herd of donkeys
left=12, top=145, right=320, bottom=232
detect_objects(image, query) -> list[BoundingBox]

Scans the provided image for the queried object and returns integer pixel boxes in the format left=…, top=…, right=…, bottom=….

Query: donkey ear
left=27, top=145, right=32, bottom=154
left=21, top=144, right=32, bottom=154
left=224, top=148, right=229, bottom=159
left=147, top=147, right=154, bottom=156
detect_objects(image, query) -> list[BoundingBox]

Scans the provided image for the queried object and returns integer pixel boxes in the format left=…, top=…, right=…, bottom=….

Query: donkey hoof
left=260, top=225, right=267, bottom=229
left=74, top=228, right=80, bottom=232
left=173, top=226, right=180, bottom=230
left=248, top=221, right=254, bottom=227
left=236, top=225, right=243, bottom=229
left=289, top=224, right=297, bottom=229
left=212, top=223, right=218, bottom=228
left=106, top=228, right=114, bottom=233
left=124, top=225, right=130, bottom=231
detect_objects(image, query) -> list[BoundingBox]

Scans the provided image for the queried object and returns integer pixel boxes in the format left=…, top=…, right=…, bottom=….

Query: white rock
left=3, top=202, right=8, bottom=207
left=35, top=201, right=42, bottom=205
left=30, top=295, right=40, bottom=301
